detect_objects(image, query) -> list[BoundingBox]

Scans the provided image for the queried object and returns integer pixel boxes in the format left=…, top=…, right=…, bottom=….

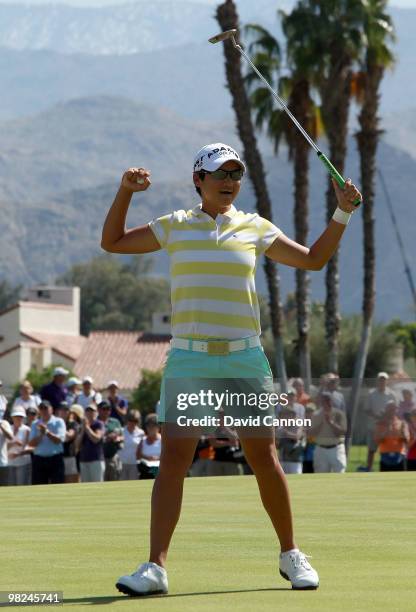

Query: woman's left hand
left=332, top=178, right=362, bottom=212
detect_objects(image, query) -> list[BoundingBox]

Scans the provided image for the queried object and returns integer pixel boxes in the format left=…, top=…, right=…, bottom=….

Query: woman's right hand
left=121, top=167, right=151, bottom=193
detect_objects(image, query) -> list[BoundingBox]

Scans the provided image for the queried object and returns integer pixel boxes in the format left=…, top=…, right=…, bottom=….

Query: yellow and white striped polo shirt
left=148, top=203, right=282, bottom=340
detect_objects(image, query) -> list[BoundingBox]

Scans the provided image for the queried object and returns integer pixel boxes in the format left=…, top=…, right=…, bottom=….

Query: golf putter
left=209, top=29, right=362, bottom=207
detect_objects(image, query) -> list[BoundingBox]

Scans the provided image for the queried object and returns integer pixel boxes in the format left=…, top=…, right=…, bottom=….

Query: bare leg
left=149, top=424, right=199, bottom=567
left=239, top=428, right=296, bottom=552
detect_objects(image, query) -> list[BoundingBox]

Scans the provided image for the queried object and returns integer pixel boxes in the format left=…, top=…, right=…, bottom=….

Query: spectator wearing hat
left=0, top=415, right=13, bottom=485
left=97, top=400, right=124, bottom=481
left=77, top=376, right=102, bottom=410
left=0, top=380, right=8, bottom=420
left=364, top=372, right=396, bottom=472
left=77, top=404, right=105, bottom=482
left=374, top=401, right=409, bottom=471
left=406, top=409, right=416, bottom=470
left=311, top=392, right=347, bottom=473
left=65, top=377, right=82, bottom=407
left=106, top=381, right=128, bottom=425
left=57, top=402, right=81, bottom=483
left=118, top=410, right=144, bottom=480
left=7, top=406, right=31, bottom=486
left=319, top=373, right=345, bottom=413
left=276, top=392, right=305, bottom=475
left=28, top=400, right=66, bottom=485
left=40, top=367, right=69, bottom=411
left=291, top=378, right=311, bottom=407
left=136, top=413, right=161, bottom=479
left=12, top=380, right=41, bottom=414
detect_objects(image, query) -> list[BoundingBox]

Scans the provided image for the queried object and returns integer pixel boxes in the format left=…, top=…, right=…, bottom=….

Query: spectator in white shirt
left=77, top=376, right=102, bottom=409
left=118, top=410, right=144, bottom=480
left=0, top=417, right=13, bottom=485
left=7, top=406, right=31, bottom=485
left=12, top=380, right=41, bottom=414
left=136, top=413, right=161, bottom=479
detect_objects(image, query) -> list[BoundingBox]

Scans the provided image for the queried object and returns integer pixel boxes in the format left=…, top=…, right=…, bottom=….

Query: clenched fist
left=121, top=167, right=151, bottom=193
left=332, top=178, right=362, bottom=212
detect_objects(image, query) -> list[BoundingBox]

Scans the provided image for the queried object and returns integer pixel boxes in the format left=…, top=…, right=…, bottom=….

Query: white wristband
left=332, top=207, right=352, bottom=225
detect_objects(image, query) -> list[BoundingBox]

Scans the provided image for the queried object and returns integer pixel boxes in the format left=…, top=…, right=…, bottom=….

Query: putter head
left=209, top=29, right=238, bottom=45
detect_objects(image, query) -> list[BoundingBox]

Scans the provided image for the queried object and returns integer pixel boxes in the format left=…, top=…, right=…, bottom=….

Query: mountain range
left=0, top=5, right=414, bottom=121
left=0, top=1, right=414, bottom=323
left=0, top=96, right=414, bottom=323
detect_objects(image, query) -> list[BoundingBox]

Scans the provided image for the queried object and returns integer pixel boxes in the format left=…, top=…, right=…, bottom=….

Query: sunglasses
left=200, top=168, right=244, bottom=181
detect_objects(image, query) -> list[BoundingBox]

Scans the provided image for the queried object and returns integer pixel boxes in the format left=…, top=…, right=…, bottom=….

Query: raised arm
left=101, top=167, right=162, bottom=254
left=265, top=179, right=362, bottom=271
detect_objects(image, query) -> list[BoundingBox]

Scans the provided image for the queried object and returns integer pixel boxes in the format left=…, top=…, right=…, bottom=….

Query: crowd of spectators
left=0, top=368, right=415, bottom=486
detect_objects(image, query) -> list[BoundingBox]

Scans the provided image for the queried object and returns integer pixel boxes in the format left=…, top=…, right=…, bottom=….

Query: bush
left=131, top=369, right=162, bottom=416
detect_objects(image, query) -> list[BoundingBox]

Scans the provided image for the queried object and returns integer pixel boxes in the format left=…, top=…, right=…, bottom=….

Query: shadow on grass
left=63, top=587, right=291, bottom=605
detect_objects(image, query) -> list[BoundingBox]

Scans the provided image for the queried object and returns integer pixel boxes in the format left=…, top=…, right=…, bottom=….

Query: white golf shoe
left=116, top=562, right=168, bottom=596
left=279, top=549, right=319, bottom=590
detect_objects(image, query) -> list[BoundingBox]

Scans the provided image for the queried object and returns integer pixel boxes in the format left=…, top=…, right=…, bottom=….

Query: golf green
left=1, top=473, right=415, bottom=611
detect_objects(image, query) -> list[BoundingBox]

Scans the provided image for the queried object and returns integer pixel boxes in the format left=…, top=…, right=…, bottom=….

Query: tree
left=57, top=254, right=170, bottom=335
left=216, top=0, right=287, bottom=389
left=244, top=15, right=323, bottom=390
left=347, top=0, right=395, bottom=451
left=131, top=368, right=163, bottom=417
left=0, top=280, right=22, bottom=311
left=286, top=0, right=366, bottom=371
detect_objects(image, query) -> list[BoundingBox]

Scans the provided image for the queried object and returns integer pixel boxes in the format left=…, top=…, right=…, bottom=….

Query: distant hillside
left=0, top=98, right=414, bottom=322
left=0, top=96, right=244, bottom=202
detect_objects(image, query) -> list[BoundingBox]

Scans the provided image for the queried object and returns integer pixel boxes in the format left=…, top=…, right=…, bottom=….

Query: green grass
left=346, top=444, right=371, bottom=472
left=1, top=472, right=415, bottom=612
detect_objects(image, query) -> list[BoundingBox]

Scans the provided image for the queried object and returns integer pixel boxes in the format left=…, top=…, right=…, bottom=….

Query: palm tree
left=347, top=0, right=395, bottom=452
left=216, top=0, right=288, bottom=389
left=284, top=0, right=366, bottom=372
left=243, top=19, right=323, bottom=391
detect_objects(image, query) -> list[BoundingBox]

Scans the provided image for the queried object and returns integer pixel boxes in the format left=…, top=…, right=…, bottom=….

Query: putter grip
left=317, top=152, right=361, bottom=207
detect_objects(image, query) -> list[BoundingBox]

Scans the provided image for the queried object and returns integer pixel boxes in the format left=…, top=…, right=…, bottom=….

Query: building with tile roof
left=74, top=330, right=171, bottom=393
left=0, top=286, right=85, bottom=389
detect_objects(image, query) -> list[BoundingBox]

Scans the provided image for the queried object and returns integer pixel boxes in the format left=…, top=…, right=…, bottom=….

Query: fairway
left=1, top=474, right=415, bottom=611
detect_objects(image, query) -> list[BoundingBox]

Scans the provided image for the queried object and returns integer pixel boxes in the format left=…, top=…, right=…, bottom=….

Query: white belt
left=170, top=335, right=261, bottom=355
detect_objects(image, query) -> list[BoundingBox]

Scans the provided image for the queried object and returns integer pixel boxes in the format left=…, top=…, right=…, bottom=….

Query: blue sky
left=1, top=0, right=416, bottom=6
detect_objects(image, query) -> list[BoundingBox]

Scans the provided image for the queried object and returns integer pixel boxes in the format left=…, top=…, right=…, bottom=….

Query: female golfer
left=102, top=143, right=362, bottom=595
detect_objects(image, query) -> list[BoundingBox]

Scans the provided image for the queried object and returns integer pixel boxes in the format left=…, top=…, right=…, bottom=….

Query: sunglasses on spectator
left=199, top=168, right=243, bottom=181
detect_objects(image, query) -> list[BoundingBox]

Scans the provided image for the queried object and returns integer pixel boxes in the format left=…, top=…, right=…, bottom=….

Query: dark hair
left=195, top=171, right=205, bottom=197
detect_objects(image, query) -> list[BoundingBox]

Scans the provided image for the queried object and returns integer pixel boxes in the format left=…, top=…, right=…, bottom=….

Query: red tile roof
left=22, top=331, right=86, bottom=361
left=74, top=331, right=171, bottom=391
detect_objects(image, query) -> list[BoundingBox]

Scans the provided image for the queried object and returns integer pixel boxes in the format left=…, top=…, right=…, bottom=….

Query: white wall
left=20, top=302, right=78, bottom=336
left=0, top=308, right=20, bottom=351
left=0, top=346, right=22, bottom=388
left=24, top=286, right=80, bottom=335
